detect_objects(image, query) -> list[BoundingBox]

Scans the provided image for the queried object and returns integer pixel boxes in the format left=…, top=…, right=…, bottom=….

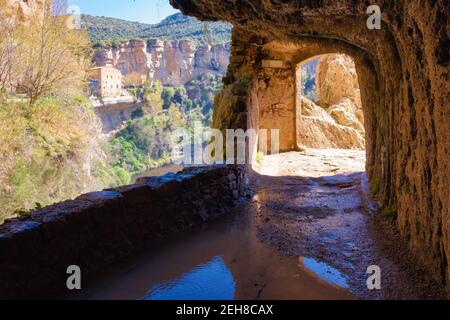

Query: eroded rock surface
left=316, top=54, right=365, bottom=133
left=2, top=0, right=44, bottom=19
left=299, top=97, right=365, bottom=150
left=299, top=54, right=365, bottom=149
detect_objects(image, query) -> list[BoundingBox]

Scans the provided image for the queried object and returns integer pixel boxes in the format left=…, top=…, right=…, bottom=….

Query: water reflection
left=143, top=256, right=236, bottom=300
left=299, top=257, right=348, bottom=288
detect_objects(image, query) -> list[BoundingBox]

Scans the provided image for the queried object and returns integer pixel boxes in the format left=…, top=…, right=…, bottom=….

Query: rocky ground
left=251, top=149, right=446, bottom=299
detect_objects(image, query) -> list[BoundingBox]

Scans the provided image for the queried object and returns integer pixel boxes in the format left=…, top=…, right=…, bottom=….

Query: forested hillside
left=82, top=13, right=232, bottom=46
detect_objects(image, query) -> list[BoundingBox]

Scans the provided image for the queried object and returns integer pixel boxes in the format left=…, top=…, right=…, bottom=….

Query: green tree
left=168, top=103, right=186, bottom=129
left=143, top=81, right=164, bottom=114
left=162, top=87, right=175, bottom=109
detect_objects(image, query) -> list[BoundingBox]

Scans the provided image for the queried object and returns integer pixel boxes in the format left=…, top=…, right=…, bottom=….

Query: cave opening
left=251, top=48, right=368, bottom=170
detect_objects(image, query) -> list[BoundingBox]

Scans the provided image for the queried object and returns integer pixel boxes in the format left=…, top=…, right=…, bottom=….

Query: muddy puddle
left=71, top=199, right=353, bottom=300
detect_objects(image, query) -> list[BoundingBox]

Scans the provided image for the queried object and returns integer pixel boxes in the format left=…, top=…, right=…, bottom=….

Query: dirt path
left=251, top=149, right=446, bottom=299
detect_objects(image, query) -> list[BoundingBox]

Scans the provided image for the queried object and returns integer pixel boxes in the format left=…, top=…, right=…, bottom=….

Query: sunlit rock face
left=93, top=39, right=230, bottom=86
left=298, top=54, right=365, bottom=149
left=2, top=0, right=43, bottom=18
left=171, top=0, right=450, bottom=292
left=316, top=54, right=365, bottom=133
left=317, top=55, right=362, bottom=109
left=1, top=0, right=45, bottom=20
left=299, top=96, right=365, bottom=150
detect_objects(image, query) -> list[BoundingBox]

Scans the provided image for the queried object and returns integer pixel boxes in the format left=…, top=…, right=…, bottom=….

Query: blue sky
left=68, top=0, right=179, bottom=24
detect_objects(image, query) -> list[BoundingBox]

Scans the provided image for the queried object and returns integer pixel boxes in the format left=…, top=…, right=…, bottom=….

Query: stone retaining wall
left=0, top=165, right=248, bottom=299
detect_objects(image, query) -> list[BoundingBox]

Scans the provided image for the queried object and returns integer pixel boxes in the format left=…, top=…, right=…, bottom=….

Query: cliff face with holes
left=170, top=0, right=450, bottom=292
left=93, top=40, right=230, bottom=86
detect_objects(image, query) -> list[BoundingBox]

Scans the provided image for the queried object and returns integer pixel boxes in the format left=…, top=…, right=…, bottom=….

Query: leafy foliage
left=185, top=73, right=223, bottom=122
left=0, top=7, right=227, bottom=222
left=106, top=112, right=182, bottom=179
left=0, top=2, right=102, bottom=222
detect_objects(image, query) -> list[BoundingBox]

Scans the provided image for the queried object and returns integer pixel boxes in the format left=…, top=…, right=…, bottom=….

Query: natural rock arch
left=170, top=0, right=450, bottom=291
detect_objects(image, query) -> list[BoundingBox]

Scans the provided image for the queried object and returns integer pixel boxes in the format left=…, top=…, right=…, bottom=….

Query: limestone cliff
left=299, top=54, right=365, bottom=149
left=299, top=97, right=365, bottom=150
left=316, top=54, right=365, bottom=133
left=93, top=39, right=230, bottom=86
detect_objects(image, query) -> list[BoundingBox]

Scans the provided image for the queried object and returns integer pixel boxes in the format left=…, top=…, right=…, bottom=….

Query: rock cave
left=171, top=0, right=450, bottom=293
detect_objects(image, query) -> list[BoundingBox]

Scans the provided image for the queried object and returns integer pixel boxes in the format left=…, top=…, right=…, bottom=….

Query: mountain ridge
left=82, top=13, right=232, bottom=46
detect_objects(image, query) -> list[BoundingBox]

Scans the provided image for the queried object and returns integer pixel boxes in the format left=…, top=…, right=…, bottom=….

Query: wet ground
left=69, top=149, right=445, bottom=300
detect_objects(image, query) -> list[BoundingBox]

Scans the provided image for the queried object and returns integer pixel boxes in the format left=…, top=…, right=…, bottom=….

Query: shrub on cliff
left=185, top=73, right=223, bottom=119
left=0, top=97, right=106, bottom=222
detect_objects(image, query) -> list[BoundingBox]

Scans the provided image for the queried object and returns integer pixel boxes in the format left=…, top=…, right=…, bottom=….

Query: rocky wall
left=0, top=165, right=248, bottom=299
left=93, top=39, right=231, bottom=86
left=257, top=66, right=297, bottom=152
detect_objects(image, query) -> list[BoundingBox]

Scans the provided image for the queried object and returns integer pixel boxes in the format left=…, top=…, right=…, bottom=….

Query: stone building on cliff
left=88, top=66, right=122, bottom=99
left=88, top=66, right=134, bottom=105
